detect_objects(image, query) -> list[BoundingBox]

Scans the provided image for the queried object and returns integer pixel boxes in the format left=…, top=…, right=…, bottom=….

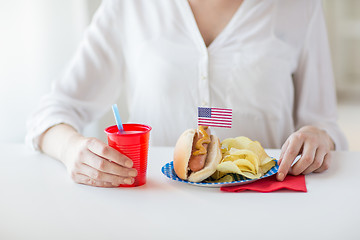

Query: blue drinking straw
left=112, top=104, right=124, bottom=133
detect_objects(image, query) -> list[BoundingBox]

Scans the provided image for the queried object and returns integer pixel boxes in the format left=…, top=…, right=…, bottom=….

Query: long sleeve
left=26, top=0, right=124, bottom=150
left=292, top=1, right=348, bottom=150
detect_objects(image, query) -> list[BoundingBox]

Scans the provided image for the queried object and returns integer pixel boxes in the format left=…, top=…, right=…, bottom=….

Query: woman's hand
left=277, top=126, right=335, bottom=181
left=62, top=134, right=137, bottom=187
left=39, top=124, right=137, bottom=187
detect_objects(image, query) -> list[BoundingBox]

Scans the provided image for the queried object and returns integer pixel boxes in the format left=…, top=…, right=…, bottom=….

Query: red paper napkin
left=220, top=175, right=307, bottom=193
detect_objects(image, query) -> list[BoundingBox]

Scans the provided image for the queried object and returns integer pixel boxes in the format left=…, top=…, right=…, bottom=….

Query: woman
left=26, top=0, right=348, bottom=187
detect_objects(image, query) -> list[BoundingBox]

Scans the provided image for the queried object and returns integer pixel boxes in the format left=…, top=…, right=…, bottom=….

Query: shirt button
left=201, top=75, right=207, bottom=80
left=202, top=101, right=208, bottom=106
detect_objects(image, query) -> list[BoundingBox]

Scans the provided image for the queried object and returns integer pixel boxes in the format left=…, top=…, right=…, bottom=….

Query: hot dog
left=173, top=126, right=222, bottom=182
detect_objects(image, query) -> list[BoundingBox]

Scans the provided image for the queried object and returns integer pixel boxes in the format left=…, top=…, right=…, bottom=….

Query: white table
left=1, top=144, right=360, bottom=240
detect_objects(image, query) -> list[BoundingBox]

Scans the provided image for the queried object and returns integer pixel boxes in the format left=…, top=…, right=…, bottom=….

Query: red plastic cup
left=104, top=124, right=152, bottom=187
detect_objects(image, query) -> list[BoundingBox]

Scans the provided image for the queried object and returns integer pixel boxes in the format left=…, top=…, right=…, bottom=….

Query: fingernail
left=125, top=160, right=133, bottom=168
left=124, top=178, right=133, bottom=185
left=129, top=170, right=137, bottom=177
left=277, top=172, right=284, bottom=181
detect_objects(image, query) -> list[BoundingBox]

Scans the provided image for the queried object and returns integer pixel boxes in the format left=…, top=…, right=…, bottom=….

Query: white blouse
left=26, top=0, right=348, bottom=150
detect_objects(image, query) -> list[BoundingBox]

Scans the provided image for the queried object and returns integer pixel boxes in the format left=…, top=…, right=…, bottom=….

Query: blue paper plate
left=161, top=159, right=279, bottom=188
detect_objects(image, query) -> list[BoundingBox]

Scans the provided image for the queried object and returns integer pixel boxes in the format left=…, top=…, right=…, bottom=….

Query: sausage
left=188, top=126, right=211, bottom=172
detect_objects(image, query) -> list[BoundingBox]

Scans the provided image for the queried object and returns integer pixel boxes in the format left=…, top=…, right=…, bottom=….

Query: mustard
left=192, top=126, right=211, bottom=156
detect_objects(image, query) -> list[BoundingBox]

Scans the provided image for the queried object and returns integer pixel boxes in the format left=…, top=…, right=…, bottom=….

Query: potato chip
left=227, top=149, right=259, bottom=172
left=216, top=161, right=261, bottom=180
left=259, top=160, right=276, bottom=175
left=234, top=159, right=256, bottom=173
left=218, top=136, right=276, bottom=180
left=204, top=173, right=235, bottom=183
left=222, top=154, right=239, bottom=162
left=223, top=137, right=272, bottom=166
left=222, top=154, right=257, bottom=172
left=210, top=170, right=226, bottom=180
left=221, top=136, right=252, bottom=151
left=217, top=161, right=242, bottom=175
left=239, top=171, right=262, bottom=180
left=214, top=175, right=234, bottom=183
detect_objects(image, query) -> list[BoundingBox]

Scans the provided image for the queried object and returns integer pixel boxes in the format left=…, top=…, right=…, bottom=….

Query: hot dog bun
left=173, top=128, right=222, bottom=182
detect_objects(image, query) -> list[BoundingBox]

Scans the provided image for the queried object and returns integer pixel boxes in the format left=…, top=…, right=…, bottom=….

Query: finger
left=302, top=148, right=327, bottom=175
left=82, top=149, right=137, bottom=177
left=291, top=141, right=317, bottom=175
left=277, top=137, right=304, bottom=181
left=314, top=152, right=332, bottom=173
left=79, top=163, right=135, bottom=186
left=86, top=138, right=133, bottom=168
left=74, top=173, right=116, bottom=188
left=278, top=140, right=290, bottom=165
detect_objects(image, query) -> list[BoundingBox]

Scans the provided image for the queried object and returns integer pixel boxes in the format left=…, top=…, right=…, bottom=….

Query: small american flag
left=198, top=107, right=232, bottom=128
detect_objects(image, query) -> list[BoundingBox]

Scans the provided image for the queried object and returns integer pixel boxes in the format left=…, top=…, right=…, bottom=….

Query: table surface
left=1, top=144, right=360, bottom=240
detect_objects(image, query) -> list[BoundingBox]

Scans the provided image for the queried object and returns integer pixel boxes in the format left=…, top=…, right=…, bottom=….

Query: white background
left=0, top=0, right=109, bottom=143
